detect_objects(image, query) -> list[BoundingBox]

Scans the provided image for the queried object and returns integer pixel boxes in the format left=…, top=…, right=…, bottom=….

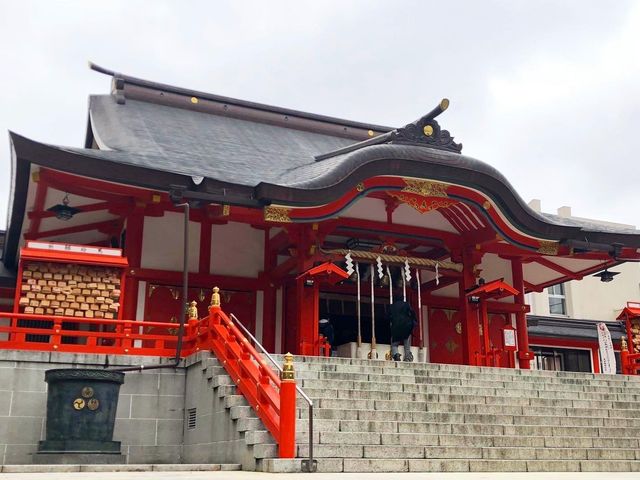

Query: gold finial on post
left=622, top=336, right=628, bottom=351
left=188, top=300, right=198, bottom=320
left=281, top=352, right=295, bottom=380
left=211, top=287, right=221, bottom=307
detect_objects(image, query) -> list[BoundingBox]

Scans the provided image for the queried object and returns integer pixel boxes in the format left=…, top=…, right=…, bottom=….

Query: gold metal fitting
left=423, top=125, right=434, bottom=136
left=281, top=352, right=295, bottom=380
left=440, top=98, right=450, bottom=110
left=211, top=287, right=221, bottom=307
left=188, top=300, right=198, bottom=320
left=622, top=336, right=628, bottom=351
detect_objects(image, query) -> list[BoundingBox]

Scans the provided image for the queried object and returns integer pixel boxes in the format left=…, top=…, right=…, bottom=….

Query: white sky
left=1, top=0, right=639, bottom=229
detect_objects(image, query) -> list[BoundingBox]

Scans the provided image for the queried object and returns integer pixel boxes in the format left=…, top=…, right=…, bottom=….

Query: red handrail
left=199, top=303, right=296, bottom=458
left=0, top=311, right=195, bottom=356
left=621, top=350, right=640, bottom=375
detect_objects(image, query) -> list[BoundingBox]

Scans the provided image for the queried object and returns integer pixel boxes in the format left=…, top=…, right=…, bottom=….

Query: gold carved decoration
left=455, top=322, right=462, bottom=335
left=264, top=206, right=292, bottom=223
left=222, top=204, right=230, bottom=216
left=537, top=240, right=559, bottom=255
left=387, top=191, right=456, bottom=214
left=188, top=301, right=199, bottom=320
left=401, top=179, right=449, bottom=198
left=211, top=286, right=221, bottom=307
left=281, top=352, right=295, bottom=380
left=73, top=398, right=85, bottom=410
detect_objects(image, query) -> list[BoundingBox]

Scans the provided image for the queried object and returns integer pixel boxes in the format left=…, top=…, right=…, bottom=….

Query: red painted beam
left=270, top=257, right=298, bottom=281
left=420, top=276, right=459, bottom=294
left=28, top=201, right=131, bottom=220
left=41, top=168, right=162, bottom=203
left=331, top=218, right=462, bottom=248
left=27, top=173, right=48, bottom=236
left=267, top=230, right=292, bottom=256
left=132, top=267, right=266, bottom=291
left=24, top=219, right=124, bottom=240
left=531, top=257, right=582, bottom=280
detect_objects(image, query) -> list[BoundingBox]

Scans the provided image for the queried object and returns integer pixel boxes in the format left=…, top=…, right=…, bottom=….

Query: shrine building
left=2, top=63, right=640, bottom=369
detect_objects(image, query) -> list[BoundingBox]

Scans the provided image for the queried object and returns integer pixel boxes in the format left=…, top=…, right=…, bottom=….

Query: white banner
left=597, top=323, right=616, bottom=375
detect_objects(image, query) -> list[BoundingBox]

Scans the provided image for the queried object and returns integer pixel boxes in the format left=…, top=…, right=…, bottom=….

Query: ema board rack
left=14, top=241, right=128, bottom=320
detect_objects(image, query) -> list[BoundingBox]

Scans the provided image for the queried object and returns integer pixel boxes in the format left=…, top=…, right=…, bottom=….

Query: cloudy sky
left=1, top=1, right=639, bottom=229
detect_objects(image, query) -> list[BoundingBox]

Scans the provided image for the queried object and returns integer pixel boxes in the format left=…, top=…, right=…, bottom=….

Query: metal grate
left=187, top=408, right=197, bottom=430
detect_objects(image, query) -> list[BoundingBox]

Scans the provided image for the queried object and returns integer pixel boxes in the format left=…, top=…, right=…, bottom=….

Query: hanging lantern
left=47, top=193, right=80, bottom=221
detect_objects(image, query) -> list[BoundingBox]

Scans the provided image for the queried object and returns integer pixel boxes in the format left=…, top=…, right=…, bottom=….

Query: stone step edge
left=0, top=464, right=242, bottom=473
left=299, top=384, right=640, bottom=402
left=262, top=457, right=640, bottom=473
left=300, top=377, right=640, bottom=396
left=279, top=355, right=632, bottom=375
left=299, top=400, right=640, bottom=419
left=299, top=388, right=640, bottom=409
left=291, top=432, right=640, bottom=444
left=297, top=408, right=640, bottom=424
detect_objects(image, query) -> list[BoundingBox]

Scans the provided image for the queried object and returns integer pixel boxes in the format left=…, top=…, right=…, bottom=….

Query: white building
left=526, top=200, right=640, bottom=373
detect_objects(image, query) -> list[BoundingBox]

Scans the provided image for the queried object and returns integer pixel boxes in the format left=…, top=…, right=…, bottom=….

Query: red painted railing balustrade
left=0, top=311, right=194, bottom=356
left=196, top=293, right=296, bottom=457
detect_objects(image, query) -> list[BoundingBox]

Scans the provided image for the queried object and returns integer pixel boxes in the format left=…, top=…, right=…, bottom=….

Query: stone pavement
left=2, top=472, right=640, bottom=479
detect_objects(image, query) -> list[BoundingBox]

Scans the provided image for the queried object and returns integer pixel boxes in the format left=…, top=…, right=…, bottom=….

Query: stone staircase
left=208, top=354, right=640, bottom=473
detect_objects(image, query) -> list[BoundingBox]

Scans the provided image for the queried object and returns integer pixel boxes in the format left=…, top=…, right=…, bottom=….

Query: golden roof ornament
left=390, top=98, right=462, bottom=153
left=281, top=352, right=295, bottom=380
left=188, top=300, right=198, bottom=320
left=211, top=287, right=221, bottom=307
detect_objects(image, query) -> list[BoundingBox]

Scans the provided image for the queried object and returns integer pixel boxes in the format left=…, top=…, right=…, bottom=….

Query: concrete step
left=303, top=397, right=640, bottom=420
left=299, top=377, right=640, bottom=401
left=260, top=457, right=640, bottom=473
left=234, top=356, right=640, bottom=473
left=295, top=444, right=639, bottom=460
left=297, top=406, right=640, bottom=428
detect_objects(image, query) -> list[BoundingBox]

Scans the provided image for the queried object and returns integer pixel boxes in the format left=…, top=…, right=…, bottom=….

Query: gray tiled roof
left=89, top=95, right=355, bottom=186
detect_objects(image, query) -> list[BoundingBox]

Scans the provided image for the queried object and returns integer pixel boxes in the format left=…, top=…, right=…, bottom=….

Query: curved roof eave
left=7, top=133, right=640, bottom=259
left=255, top=143, right=640, bottom=247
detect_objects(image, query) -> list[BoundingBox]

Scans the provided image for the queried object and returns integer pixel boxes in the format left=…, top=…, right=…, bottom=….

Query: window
left=548, top=283, right=566, bottom=315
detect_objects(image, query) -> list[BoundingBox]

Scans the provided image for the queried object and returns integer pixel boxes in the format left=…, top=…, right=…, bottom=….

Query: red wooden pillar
left=279, top=353, right=297, bottom=458
left=458, top=247, right=482, bottom=366
left=296, top=277, right=319, bottom=356
left=262, top=229, right=277, bottom=352
left=511, top=257, right=532, bottom=369
left=122, top=207, right=144, bottom=321
left=480, top=300, right=490, bottom=366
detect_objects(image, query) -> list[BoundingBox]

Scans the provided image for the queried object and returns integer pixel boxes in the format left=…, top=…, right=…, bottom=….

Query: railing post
left=51, top=318, right=62, bottom=352
left=187, top=300, right=199, bottom=352
left=621, top=337, right=630, bottom=375
left=279, top=352, right=297, bottom=458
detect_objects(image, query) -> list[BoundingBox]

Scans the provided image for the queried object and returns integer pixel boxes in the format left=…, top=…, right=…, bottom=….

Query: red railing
left=0, top=312, right=193, bottom=357
left=196, top=301, right=296, bottom=458
left=0, top=297, right=297, bottom=458
left=1, top=304, right=296, bottom=458
left=621, top=350, right=640, bottom=375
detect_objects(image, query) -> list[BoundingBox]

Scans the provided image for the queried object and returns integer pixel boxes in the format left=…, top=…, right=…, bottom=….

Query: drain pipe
left=111, top=200, right=190, bottom=372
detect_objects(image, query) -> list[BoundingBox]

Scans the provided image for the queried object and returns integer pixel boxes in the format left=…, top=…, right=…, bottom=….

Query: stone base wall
left=182, top=352, right=257, bottom=470
left=0, top=350, right=186, bottom=465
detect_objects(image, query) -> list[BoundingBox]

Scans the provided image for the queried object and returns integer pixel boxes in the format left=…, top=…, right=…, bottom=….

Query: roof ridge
left=89, top=61, right=394, bottom=134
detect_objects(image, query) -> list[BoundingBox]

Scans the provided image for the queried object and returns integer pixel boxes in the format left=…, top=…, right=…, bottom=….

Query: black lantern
left=593, top=269, right=620, bottom=283
left=47, top=194, right=80, bottom=221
